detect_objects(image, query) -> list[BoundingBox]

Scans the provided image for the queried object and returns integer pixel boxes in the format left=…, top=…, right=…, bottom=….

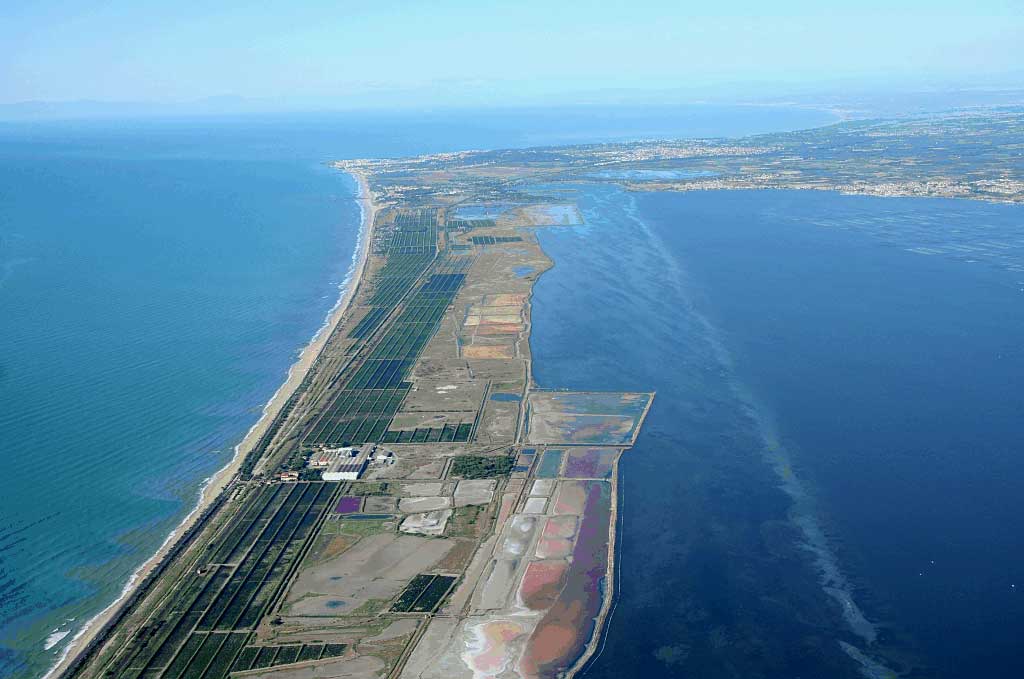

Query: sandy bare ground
left=45, top=170, right=377, bottom=679
left=245, top=655, right=386, bottom=678
left=285, top=533, right=453, bottom=616
left=453, top=479, right=496, bottom=507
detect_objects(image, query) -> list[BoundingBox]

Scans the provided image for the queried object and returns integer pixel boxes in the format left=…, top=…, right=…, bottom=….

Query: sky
left=1, top=0, right=1022, bottom=110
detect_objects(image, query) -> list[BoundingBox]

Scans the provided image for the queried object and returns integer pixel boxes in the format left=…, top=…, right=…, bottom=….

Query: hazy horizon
left=3, top=1, right=1022, bottom=120
left=3, top=81, right=1024, bottom=124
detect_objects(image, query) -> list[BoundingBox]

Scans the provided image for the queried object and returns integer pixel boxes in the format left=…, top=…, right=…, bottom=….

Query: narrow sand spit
left=45, top=169, right=376, bottom=679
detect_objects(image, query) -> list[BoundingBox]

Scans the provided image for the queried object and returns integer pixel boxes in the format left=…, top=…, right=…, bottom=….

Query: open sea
left=0, top=106, right=837, bottom=678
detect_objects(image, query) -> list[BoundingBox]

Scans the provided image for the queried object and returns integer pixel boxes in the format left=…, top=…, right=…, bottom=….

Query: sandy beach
left=45, top=169, right=376, bottom=679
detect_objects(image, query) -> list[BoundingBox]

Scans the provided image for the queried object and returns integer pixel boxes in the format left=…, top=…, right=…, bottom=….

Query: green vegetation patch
left=450, top=454, right=514, bottom=479
left=338, top=518, right=392, bottom=538
left=348, top=481, right=391, bottom=496
left=232, top=642, right=348, bottom=672
left=446, top=504, right=485, bottom=538
left=343, top=597, right=391, bottom=617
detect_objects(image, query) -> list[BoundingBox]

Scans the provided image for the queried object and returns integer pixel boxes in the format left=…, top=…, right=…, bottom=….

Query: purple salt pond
left=563, top=448, right=617, bottom=478
left=334, top=496, right=362, bottom=514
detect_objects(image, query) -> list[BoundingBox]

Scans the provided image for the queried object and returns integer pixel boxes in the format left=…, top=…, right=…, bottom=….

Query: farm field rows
left=101, top=482, right=336, bottom=679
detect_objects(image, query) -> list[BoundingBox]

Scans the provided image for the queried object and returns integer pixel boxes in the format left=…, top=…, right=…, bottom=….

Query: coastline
left=44, top=169, right=376, bottom=679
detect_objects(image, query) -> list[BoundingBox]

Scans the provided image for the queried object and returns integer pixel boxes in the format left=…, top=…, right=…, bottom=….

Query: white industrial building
left=320, top=447, right=370, bottom=481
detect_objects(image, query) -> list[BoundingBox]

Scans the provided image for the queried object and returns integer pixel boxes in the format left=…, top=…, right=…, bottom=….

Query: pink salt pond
left=542, top=515, right=578, bottom=539
left=552, top=481, right=588, bottom=515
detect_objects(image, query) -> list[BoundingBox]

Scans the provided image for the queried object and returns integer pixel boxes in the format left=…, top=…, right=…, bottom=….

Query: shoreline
left=44, top=168, right=376, bottom=679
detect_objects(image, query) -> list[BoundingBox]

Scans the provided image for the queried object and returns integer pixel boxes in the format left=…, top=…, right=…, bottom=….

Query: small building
left=369, top=446, right=394, bottom=465
left=307, top=445, right=363, bottom=468
left=276, top=470, right=299, bottom=483
left=307, top=448, right=341, bottom=468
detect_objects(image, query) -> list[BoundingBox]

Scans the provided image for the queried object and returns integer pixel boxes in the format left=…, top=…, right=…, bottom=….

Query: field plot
left=230, top=643, right=347, bottom=673
left=380, top=422, right=472, bottom=444
left=391, top=574, right=458, bottom=613
left=474, top=398, right=520, bottom=443
left=459, top=291, right=527, bottom=360
left=447, top=218, right=497, bottom=229
left=305, top=206, right=477, bottom=448
left=399, top=378, right=486, bottom=413
left=104, top=482, right=337, bottom=679
left=303, top=387, right=410, bottom=446
left=471, top=235, right=523, bottom=245
left=349, top=209, right=439, bottom=341
left=368, top=211, right=439, bottom=299
left=524, top=390, right=653, bottom=446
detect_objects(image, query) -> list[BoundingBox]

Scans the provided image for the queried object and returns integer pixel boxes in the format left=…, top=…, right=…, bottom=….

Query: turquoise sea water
left=0, top=130, right=361, bottom=678
left=527, top=185, right=1024, bottom=678
left=0, top=106, right=837, bottom=678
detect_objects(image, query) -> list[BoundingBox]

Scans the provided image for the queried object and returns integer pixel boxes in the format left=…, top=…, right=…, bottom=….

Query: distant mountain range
left=2, top=78, right=1023, bottom=122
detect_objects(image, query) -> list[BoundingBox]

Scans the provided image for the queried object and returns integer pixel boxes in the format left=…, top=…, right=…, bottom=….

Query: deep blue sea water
left=527, top=185, right=1024, bottom=678
left=0, top=106, right=837, bottom=678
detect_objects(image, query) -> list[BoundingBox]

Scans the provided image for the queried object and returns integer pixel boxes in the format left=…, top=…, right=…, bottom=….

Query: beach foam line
left=42, top=464, right=222, bottom=678
left=44, top=168, right=376, bottom=679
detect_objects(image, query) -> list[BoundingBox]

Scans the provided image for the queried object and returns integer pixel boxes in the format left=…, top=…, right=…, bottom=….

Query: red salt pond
left=519, top=560, right=568, bottom=611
